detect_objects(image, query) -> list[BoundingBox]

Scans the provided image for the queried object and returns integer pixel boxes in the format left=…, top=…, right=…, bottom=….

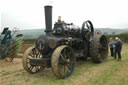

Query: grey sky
left=1, top=0, right=128, bottom=30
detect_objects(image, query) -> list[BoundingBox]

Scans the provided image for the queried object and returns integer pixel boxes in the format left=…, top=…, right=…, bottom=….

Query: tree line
left=105, top=32, right=128, bottom=43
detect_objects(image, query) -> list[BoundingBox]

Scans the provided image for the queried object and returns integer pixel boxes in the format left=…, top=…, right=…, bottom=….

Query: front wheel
left=51, top=45, right=76, bottom=79
left=22, top=46, right=45, bottom=74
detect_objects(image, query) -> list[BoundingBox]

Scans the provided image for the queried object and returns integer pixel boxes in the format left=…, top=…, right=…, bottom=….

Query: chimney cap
left=44, top=5, right=52, bottom=8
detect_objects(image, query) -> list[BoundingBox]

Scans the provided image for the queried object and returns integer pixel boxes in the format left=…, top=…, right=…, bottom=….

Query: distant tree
left=104, top=32, right=108, bottom=34
left=105, top=32, right=128, bottom=43
left=112, top=32, right=115, bottom=34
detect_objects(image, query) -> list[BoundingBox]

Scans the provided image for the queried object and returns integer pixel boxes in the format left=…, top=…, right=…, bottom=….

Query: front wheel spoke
left=32, top=49, right=36, bottom=56
left=36, top=51, right=40, bottom=58
left=27, top=56, right=32, bottom=59
left=37, top=52, right=41, bottom=58
left=29, top=53, right=34, bottom=58
left=27, top=60, right=30, bottom=63
left=29, top=65, right=34, bottom=71
left=35, top=66, right=39, bottom=71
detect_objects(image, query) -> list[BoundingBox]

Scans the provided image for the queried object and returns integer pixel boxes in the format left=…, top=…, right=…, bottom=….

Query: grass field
left=0, top=44, right=128, bottom=85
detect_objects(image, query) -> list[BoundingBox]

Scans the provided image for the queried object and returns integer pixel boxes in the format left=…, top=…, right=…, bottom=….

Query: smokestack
left=44, top=5, right=52, bottom=35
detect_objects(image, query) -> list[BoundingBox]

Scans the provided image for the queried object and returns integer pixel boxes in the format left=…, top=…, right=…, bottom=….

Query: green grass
left=27, top=44, right=128, bottom=85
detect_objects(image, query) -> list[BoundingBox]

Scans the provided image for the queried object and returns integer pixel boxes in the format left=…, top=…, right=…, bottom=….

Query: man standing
left=115, top=37, right=123, bottom=61
left=109, top=38, right=114, bottom=57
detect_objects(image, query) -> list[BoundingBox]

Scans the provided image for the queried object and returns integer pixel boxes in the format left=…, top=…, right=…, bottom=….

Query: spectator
left=109, top=37, right=114, bottom=57
left=115, top=37, right=123, bottom=61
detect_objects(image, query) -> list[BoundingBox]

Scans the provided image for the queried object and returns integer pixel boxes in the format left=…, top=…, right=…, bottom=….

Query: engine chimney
left=44, top=5, right=52, bottom=35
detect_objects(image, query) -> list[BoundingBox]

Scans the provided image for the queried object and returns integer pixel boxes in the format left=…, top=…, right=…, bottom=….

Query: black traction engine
left=22, top=5, right=108, bottom=79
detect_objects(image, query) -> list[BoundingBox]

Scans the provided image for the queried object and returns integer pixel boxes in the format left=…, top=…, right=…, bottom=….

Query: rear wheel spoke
left=65, top=65, right=71, bottom=73
left=60, top=53, right=65, bottom=60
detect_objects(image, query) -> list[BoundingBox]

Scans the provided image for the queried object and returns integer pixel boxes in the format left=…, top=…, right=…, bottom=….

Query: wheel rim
left=98, top=36, right=108, bottom=60
left=52, top=45, right=75, bottom=79
left=23, top=47, right=45, bottom=74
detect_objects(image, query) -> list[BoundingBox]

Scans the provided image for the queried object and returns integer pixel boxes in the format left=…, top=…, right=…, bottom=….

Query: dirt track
left=0, top=44, right=128, bottom=85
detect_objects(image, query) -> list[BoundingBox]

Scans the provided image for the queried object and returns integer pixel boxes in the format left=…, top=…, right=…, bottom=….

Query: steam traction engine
left=22, top=5, right=108, bottom=79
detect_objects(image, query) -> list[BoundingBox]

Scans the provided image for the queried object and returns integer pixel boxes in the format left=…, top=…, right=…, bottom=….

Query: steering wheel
left=12, top=27, right=20, bottom=34
left=81, top=20, right=94, bottom=41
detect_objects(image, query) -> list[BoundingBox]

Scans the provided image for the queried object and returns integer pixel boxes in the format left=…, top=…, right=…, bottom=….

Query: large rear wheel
left=90, top=35, right=108, bottom=63
left=52, top=45, right=76, bottom=79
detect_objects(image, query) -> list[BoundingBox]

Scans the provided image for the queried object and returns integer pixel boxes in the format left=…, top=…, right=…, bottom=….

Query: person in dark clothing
left=115, top=37, right=123, bottom=61
left=109, top=38, right=114, bottom=57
